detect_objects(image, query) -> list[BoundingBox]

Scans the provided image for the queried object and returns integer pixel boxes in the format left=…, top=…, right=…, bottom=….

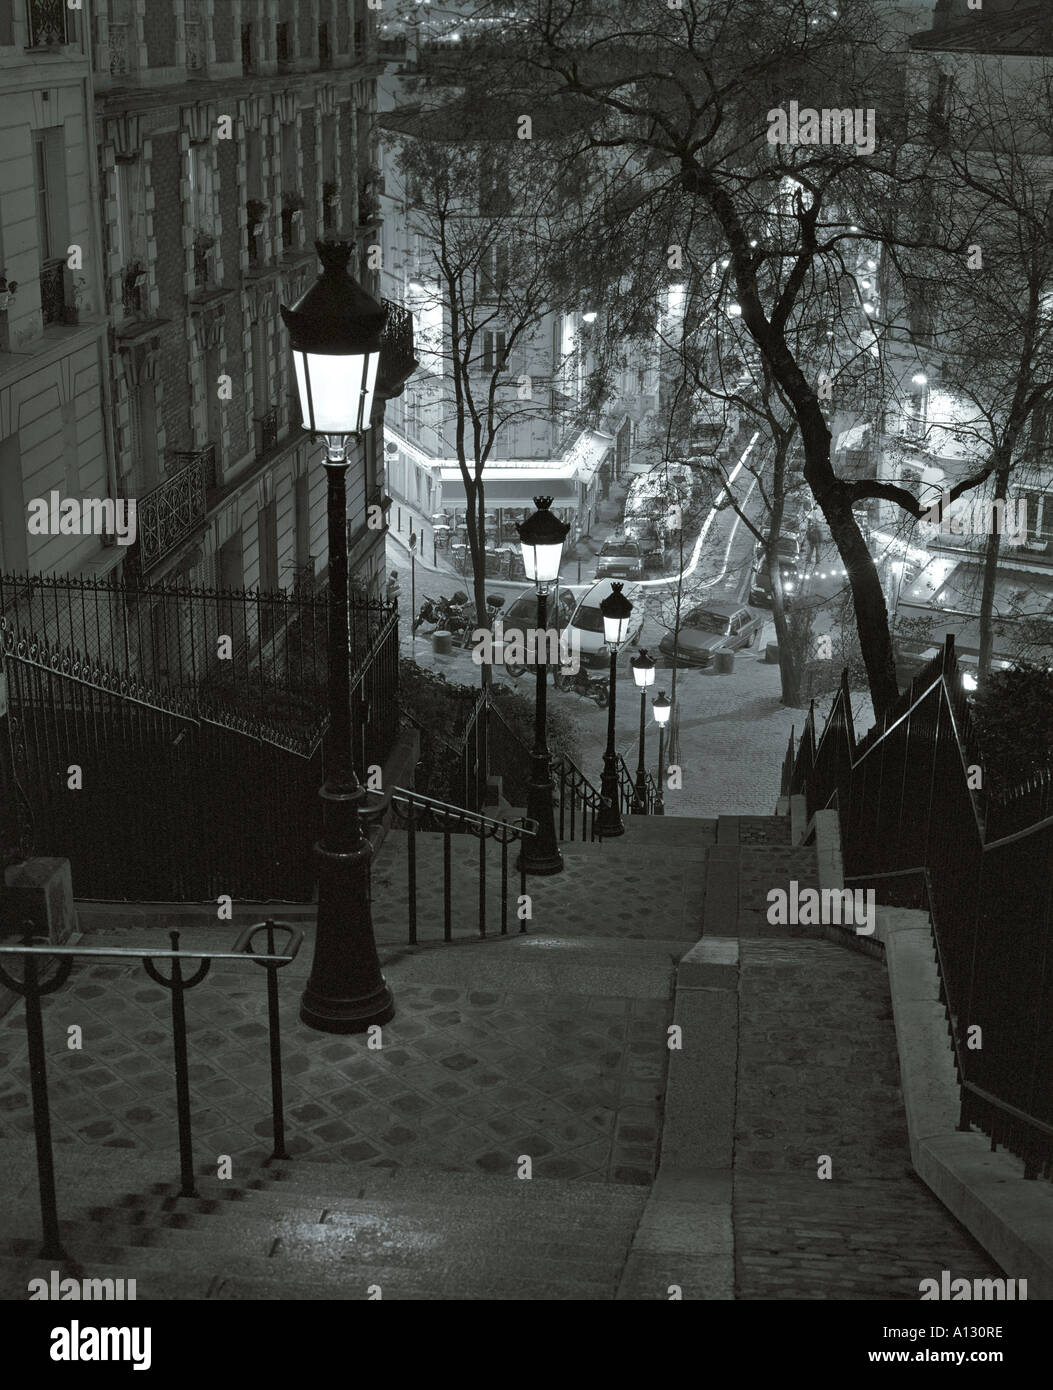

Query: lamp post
left=516, top=496, right=569, bottom=875
left=630, top=649, right=656, bottom=814
left=653, top=690, right=671, bottom=817
left=281, top=239, right=395, bottom=1034
left=596, top=581, right=633, bottom=838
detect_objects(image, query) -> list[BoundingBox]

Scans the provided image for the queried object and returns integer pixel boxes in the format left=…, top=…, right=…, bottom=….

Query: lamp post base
left=517, top=846, right=564, bottom=876
left=300, top=834, right=395, bottom=1034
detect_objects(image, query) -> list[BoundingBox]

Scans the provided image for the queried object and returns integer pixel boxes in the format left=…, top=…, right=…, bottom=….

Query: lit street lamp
left=597, top=582, right=634, bottom=837
left=630, top=649, right=656, bottom=814
left=516, top=496, right=570, bottom=875
left=653, top=691, right=671, bottom=817
left=281, top=240, right=396, bottom=1033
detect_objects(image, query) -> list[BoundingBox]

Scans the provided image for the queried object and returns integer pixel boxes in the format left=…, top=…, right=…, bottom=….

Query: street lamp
left=596, top=581, right=633, bottom=837
left=630, top=649, right=656, bottom=815
left=653, top=690, right=671, bottom=817
left=516, top=496, right=570, bottom=875
left=281, top=239, right=394, bottom=1034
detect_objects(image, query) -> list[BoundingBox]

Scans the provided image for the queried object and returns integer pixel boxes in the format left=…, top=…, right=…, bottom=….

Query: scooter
left=553, top=665, right=609, bottom=707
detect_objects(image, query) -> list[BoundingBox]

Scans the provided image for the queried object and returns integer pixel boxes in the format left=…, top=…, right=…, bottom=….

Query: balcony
left=26, top=0, right=68, bottom=49
left=134, top=449, right=212, bottom=574
left=376, top=299, right=418, bottom=402
left=108, top=21, right=130, bottom=76
left=257, top=406, right=279, bottom=457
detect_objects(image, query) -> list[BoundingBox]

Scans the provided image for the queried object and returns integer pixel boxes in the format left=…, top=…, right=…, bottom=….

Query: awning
left=437, top=474, right=580, bottom=509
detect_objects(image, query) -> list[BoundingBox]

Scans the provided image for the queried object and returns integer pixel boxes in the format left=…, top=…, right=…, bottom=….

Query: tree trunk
left=977, top=462, right=1011, bottom=685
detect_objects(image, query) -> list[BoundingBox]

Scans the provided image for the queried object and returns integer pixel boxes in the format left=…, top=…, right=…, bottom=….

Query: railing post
left=407, top=797, right=417, bottom=946
left=0, top=940, right=75, bottom=1261
left=234, top=919, right=302, bottom=1162
left=143, top=930, right=211, bottom=1198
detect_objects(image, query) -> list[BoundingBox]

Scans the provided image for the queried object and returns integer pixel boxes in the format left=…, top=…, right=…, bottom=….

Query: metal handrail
left=392, top=786, right=538, bottom=836
left=0, top=922, right=302, bottom=1259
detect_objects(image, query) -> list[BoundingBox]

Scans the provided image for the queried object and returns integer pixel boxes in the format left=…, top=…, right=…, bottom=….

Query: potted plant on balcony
left=323, top=181, right=340, bottom=208
left=0, top=273, right=18, bottom=312
left=247, top=198, right=268, bottom=232
left=282, top=191, right=305, bottom=216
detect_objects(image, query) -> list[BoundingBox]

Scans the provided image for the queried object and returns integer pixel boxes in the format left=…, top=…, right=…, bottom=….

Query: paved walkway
left=732, top=938, right=1002, bottom=1299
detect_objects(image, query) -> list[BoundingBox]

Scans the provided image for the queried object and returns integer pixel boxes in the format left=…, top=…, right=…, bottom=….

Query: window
left=35, top=129, right=65, bottom=260
left=478, top=244, right=508, bottom=300
left=481, top=329, right=507, bottom=374
left=479, top=158, right=509, bottom=216
left=128, top=382, right=159, bottom=495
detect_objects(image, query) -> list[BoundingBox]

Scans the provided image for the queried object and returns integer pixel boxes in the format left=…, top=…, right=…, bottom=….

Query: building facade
left=0, top=0, right=111, bottom=580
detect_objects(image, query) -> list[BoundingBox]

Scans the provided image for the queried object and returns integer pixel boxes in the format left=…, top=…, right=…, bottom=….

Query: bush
left=971, top=663, right=1053, bottom=797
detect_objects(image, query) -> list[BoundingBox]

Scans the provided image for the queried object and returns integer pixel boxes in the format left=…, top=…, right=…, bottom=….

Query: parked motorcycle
left=413, top=591, right=473, bottom=636
left=553, top=666, right=609, bottom=707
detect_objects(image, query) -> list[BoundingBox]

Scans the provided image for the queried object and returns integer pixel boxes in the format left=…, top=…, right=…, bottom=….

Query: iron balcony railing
left=39, top=260, right=65, bottom=326
left=27, top=0, right=68, bottom=48
left=377, top=299, right=417, bottom=399
left=0, top=923, right=301, bottom=1260
left=258, top=405, right=279, bottom=454
left=108, top=19, right=130, bottom=74
left=135, top=450, right=210, bottom=573
left=782, top=639, right=1053, bottom=1179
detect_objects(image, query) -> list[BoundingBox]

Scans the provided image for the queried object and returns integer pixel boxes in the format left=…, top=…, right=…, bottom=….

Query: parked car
left=595, top=536, right=645, bottom=581
left=566, top=578, right=645, bottom=671
left=659, top=600, right=764, bottom=668
left=750, top=533, right=802, bottom=607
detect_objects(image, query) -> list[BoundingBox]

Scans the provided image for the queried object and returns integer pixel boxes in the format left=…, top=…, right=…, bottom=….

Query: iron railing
left=39, top=260, right=65, bottom=325
left=258, top=405, right=279, bottom=455
left=134, top=453, right=210, bottom=572
left=0, top=571, right=391, bottom=725
left=0, top=923, right=301, bottom=1259
left=27, top=0, right=67, bottom=47
left=782, top=638, right=1053, bottom=1179
left=389, top=788, right=536, bottom=943
left=108, top=19, right=130, bottom=74
left=378, top=298, right=418, bottom=399
left=0, top=591, right=400, bottom=901
left=616, top=752, right=661, bottom=816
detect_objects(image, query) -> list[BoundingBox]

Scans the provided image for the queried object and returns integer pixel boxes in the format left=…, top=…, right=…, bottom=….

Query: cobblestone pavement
left=733, top=940, right=1002, bottom=1298
left=0, top=937, right=673, bottom=1189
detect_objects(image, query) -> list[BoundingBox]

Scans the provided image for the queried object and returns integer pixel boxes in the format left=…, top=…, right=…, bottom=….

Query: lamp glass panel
left=293, top=349, right=379, bottom=434
left=603, top=612, right=629, bottom=646
left=523, top=538, right=563, bottom=585
left=654, top=703, right=671, bottom=725
left=633, top=663, right=656, bottom=688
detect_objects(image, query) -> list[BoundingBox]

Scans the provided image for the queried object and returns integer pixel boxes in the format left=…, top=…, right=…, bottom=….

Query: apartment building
left=375, top=26, right=658, bottom=565
left=0, top=1, right=111, bottom=579
left=90, top=0, right=411, bottom=607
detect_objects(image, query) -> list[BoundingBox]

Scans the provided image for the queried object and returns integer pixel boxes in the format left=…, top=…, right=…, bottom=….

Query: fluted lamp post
left=653, top=691, right=671, bottom=817
left=281, top=239, right=395, bottom=1033
left=516, top=496, right=570, bottom=875
left=630, top=649, right=656, bottom=814
left=596, top=581, right=634, bottom=838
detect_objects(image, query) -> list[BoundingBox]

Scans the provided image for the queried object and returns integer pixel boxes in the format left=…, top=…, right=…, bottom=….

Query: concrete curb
left=618, top=938, right=738, bottom=1299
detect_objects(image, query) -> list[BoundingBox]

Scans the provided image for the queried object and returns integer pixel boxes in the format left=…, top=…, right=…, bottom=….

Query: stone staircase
left=0, top=1146, right=648, bottom=1300
left=0, top=807, right=846, bottom=1302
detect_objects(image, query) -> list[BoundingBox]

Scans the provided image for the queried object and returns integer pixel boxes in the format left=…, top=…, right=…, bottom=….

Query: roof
left=687, top=599, right=745, bottom=616
left=912, top=2, right=1053, bottom=56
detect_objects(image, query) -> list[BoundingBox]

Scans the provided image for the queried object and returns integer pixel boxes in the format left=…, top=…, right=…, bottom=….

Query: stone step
left=716, top=815, right=792, bottom=846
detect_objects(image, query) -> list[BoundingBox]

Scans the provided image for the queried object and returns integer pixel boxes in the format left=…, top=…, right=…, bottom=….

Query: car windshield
left=686, top=609, right=731, bottom=634
left=572, top=605, right=608, bottom=633
left=601, top=540, right=639, bottom=556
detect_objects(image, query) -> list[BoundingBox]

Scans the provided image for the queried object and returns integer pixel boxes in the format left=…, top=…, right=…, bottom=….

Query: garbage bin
left=433, top=630, right=453, bottom=656
left=714, top=649, right=735, bottom=675
left=765, top=642, right=780, bottom=665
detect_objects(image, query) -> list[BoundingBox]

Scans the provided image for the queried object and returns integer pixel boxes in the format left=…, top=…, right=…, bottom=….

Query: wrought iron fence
left=108, top=20, right=130, bottom=74
left=0, top=570, right=391, bottom=729
left=782, top=637, right=1053, bottom=1179
left=378, top=299, right=418, bottom=399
